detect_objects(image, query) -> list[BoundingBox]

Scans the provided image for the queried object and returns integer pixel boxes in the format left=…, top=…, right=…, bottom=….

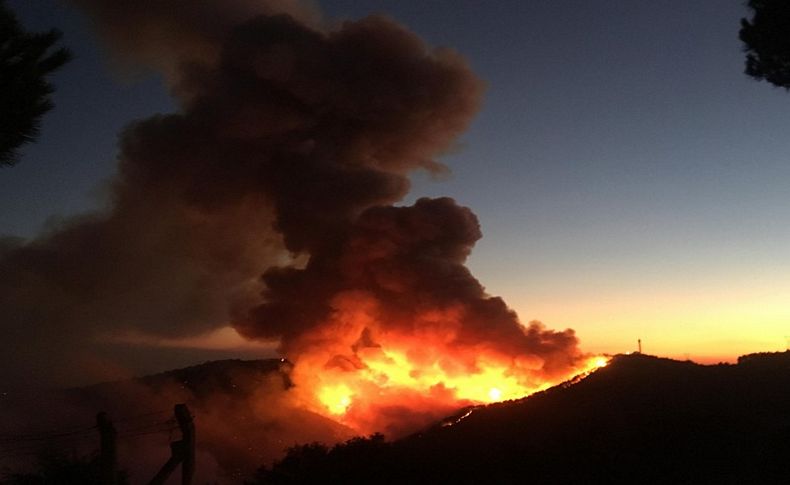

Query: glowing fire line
left=310, top=351, right=610, bottom=432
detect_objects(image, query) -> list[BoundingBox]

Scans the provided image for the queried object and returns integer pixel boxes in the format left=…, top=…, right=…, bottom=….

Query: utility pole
left=149, top=404, right=195, bottom=485
left=638, top=338, right=642, bottom=354
left=96, top=412, right=117, bottom=485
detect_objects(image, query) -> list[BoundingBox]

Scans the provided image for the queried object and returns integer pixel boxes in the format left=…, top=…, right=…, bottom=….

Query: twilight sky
left=2, top=0, right=789, bottom=367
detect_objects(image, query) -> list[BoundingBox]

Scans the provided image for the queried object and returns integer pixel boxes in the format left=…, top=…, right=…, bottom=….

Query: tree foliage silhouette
left=740, top=0, right=790, bottom=88
left=247, top=434, right=391, bottom=484
left=0, top=0, right=70, bottom=166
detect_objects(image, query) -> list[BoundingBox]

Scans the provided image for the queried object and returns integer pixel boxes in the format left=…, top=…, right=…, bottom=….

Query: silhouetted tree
left=0, top=0, right=70, bottom=166
left=740, top=0, right=790, bottom=88
left=248, top=442, right=330, bottom=484
left=248, top=434, right=392, bottom=484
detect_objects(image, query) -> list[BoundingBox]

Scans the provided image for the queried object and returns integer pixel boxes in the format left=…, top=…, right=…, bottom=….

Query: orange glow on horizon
left=504, top=278, right=790, bottom=365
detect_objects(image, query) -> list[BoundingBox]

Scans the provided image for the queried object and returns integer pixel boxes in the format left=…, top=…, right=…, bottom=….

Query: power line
left=0, top=408, right=182, bottom=462
left=0, top=422, right=95, bottom=440
left=0, top=434, right=97, bottom=457
left=0, top=427, right=96, bottom=443
left=118, top=426, right=178, bottom=440
left=112, top=409, right=171, bottom=424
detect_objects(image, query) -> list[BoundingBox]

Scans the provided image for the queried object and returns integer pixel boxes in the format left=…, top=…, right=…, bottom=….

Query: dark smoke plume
left=0, top=0, right=491, bottom=388
left=240, top=196, right=580, bottom=373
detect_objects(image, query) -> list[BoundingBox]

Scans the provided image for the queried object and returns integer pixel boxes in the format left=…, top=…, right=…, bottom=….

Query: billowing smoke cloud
left=239, top=196, right=582, bottom=436
left=241, top=196, right=577, bottom=362
left=0, top=0, right=484, bottom=386
left=0, top=0, right=586, bottom=444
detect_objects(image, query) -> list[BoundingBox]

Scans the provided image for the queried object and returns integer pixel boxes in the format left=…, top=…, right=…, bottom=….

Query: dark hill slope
left=255, top=352, right=790, bottom=484
left=1, top=359, right=355, bottom=481
left=72, top=358, right=292, bottom=402
left=78, top=359, right=354, bottom=478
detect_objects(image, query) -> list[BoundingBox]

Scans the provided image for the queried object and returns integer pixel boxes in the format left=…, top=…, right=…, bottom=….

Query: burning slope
left=255, top=353, right=790, bottom=484
left=0, top=0, right=598, bottom=442
left=241, top=197, right=600, bottom=435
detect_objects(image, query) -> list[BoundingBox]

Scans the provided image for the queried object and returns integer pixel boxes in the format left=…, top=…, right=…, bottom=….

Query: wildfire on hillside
left=0, top=0, right=608, bottom=461
left=286, top=326, right=610, bottom=436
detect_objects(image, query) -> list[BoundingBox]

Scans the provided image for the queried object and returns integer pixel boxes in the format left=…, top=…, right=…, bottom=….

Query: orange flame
left=291, top=325, right=609, bottom=437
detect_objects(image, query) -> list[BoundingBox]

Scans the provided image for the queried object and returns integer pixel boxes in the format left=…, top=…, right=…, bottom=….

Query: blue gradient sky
left=3, top=0, right=789, bottom=361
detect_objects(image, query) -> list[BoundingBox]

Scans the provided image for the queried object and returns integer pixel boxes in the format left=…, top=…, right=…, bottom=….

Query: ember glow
left=592, top=356, right=609, bottom=369
left=304, top=350, right=612, bottom=435
left=319, top=384, right=353, bottom=415
left=291, top=325, right=611, bottom=435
